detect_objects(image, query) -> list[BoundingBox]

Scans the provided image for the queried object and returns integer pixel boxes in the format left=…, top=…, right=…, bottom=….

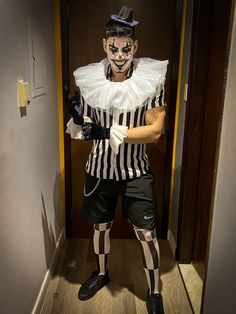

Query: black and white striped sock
left=93, top=221, right=112, bottom=275
left=134, top=227, right=160, bottom=294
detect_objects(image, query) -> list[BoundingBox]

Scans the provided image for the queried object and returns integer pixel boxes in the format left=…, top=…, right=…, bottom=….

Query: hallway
left=1, top=0, right=236, bottom=313
left=40, top=239, right=193, bottom=314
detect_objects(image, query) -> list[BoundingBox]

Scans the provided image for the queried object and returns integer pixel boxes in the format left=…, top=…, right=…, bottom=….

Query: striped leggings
left=93, top=221, right=160, bottom=294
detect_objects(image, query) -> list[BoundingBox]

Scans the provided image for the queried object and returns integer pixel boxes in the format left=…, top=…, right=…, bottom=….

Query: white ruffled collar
left=73, top=57, right=168, bottom=113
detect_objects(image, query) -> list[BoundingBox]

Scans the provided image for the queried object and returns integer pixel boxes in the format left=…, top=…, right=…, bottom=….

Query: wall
left=0, top=1, right=62, bottom=313
left=202, top=2, right=236, bottom=313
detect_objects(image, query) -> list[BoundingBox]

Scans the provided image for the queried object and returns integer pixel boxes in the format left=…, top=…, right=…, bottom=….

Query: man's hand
left=65, top=88, right=84, bottom=125
left=82, top=123, right=110, bottom=140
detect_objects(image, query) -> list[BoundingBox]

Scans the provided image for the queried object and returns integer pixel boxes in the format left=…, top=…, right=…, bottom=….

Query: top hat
left=110, top=5, right=139, bottom=27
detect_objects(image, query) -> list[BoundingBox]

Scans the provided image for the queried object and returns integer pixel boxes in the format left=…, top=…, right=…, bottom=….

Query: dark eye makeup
left=108, top=41, right=133, bottom=54
left=109, top=43, right=118, bottom=54
left=122, top=45, right=132, bottom=53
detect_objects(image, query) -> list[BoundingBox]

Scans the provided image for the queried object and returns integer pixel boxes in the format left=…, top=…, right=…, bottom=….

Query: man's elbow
left=152, top=129, right=164, bottom=143
left=152, top=115, right=166, bottom=143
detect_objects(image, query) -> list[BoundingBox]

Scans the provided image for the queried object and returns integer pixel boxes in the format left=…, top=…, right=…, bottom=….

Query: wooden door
left=67, top=0, right=180, bottom=238
left=177, top=0, right=233, bottom=279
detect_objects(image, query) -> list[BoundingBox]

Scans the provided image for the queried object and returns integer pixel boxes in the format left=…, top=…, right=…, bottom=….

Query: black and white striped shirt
left=82, top=67, right=165, bottom=181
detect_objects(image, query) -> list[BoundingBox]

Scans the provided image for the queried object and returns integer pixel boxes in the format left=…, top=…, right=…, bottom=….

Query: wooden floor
left=40, top=239, right=193, bottom=314
left=179, top=264, right=203, bottom=314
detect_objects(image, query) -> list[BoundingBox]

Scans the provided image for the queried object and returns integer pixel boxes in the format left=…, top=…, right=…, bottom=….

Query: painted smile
left=112, top=60, right=127, bottom=70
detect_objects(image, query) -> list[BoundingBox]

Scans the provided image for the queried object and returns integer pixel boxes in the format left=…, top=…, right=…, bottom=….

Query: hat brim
left=111, top=15, right=139, bottom=27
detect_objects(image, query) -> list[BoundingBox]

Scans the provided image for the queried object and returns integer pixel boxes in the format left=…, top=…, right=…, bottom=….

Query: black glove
left=64, top=87, right=84, bottom=125
left=82, top=123, right=110, bottom=140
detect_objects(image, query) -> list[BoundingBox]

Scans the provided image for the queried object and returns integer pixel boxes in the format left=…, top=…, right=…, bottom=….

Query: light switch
left=17, top=80, right=30, bottom=107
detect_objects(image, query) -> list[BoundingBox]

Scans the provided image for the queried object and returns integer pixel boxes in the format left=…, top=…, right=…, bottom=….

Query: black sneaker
left=78, top=271, right=110, bottom=301
left=146, top=291, right=165, bottom=314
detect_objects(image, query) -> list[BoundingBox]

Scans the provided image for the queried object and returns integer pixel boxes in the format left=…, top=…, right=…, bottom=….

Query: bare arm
left=124, top=107, right=166, bottom=144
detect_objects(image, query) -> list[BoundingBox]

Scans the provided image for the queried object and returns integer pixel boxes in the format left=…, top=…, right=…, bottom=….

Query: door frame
left=60, top=0, right=72, bottom=237
left=60, top=0, right=183, bottom=238
left=162, top=0, right=184, bottom=237
left=177, top=0, right=234, bottom=273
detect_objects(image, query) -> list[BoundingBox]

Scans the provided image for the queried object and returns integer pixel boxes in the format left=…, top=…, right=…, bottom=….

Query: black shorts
left=81, top=171, right=156, bottom=230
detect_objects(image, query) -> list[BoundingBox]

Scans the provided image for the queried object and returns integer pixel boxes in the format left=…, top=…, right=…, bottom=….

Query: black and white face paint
left=103, top=36, right=138, bottom=74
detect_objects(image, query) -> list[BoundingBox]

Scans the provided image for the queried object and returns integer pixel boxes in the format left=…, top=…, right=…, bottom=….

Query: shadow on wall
left=41, top=192, right=56, bottom=269
left=19, top=106, right=27, bottom=118
left=53, top=172, right=61, bottom=237
left=41, top=173, right=62, bottom=269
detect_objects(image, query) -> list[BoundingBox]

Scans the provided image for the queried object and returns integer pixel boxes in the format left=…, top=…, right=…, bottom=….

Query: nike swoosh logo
left=144, top=215, right=154, bottom=220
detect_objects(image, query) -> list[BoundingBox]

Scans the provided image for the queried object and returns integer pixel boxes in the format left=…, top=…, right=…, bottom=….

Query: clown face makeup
left=103, top=37, right=138, bottom=75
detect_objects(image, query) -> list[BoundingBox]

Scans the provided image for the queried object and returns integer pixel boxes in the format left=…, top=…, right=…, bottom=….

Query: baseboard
left=167, top=228, right=177, bottom=257
left=31, top=228, right=67, bottom=314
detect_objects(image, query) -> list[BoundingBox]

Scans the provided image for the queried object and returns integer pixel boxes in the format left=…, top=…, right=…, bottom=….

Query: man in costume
left=66, top=6, right=168, bottom=314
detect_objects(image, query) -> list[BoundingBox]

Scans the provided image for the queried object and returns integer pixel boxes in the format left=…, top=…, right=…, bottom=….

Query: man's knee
left=94, top=221, right=113, bottom=231
left=133, top=226, right=156, bottom=242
